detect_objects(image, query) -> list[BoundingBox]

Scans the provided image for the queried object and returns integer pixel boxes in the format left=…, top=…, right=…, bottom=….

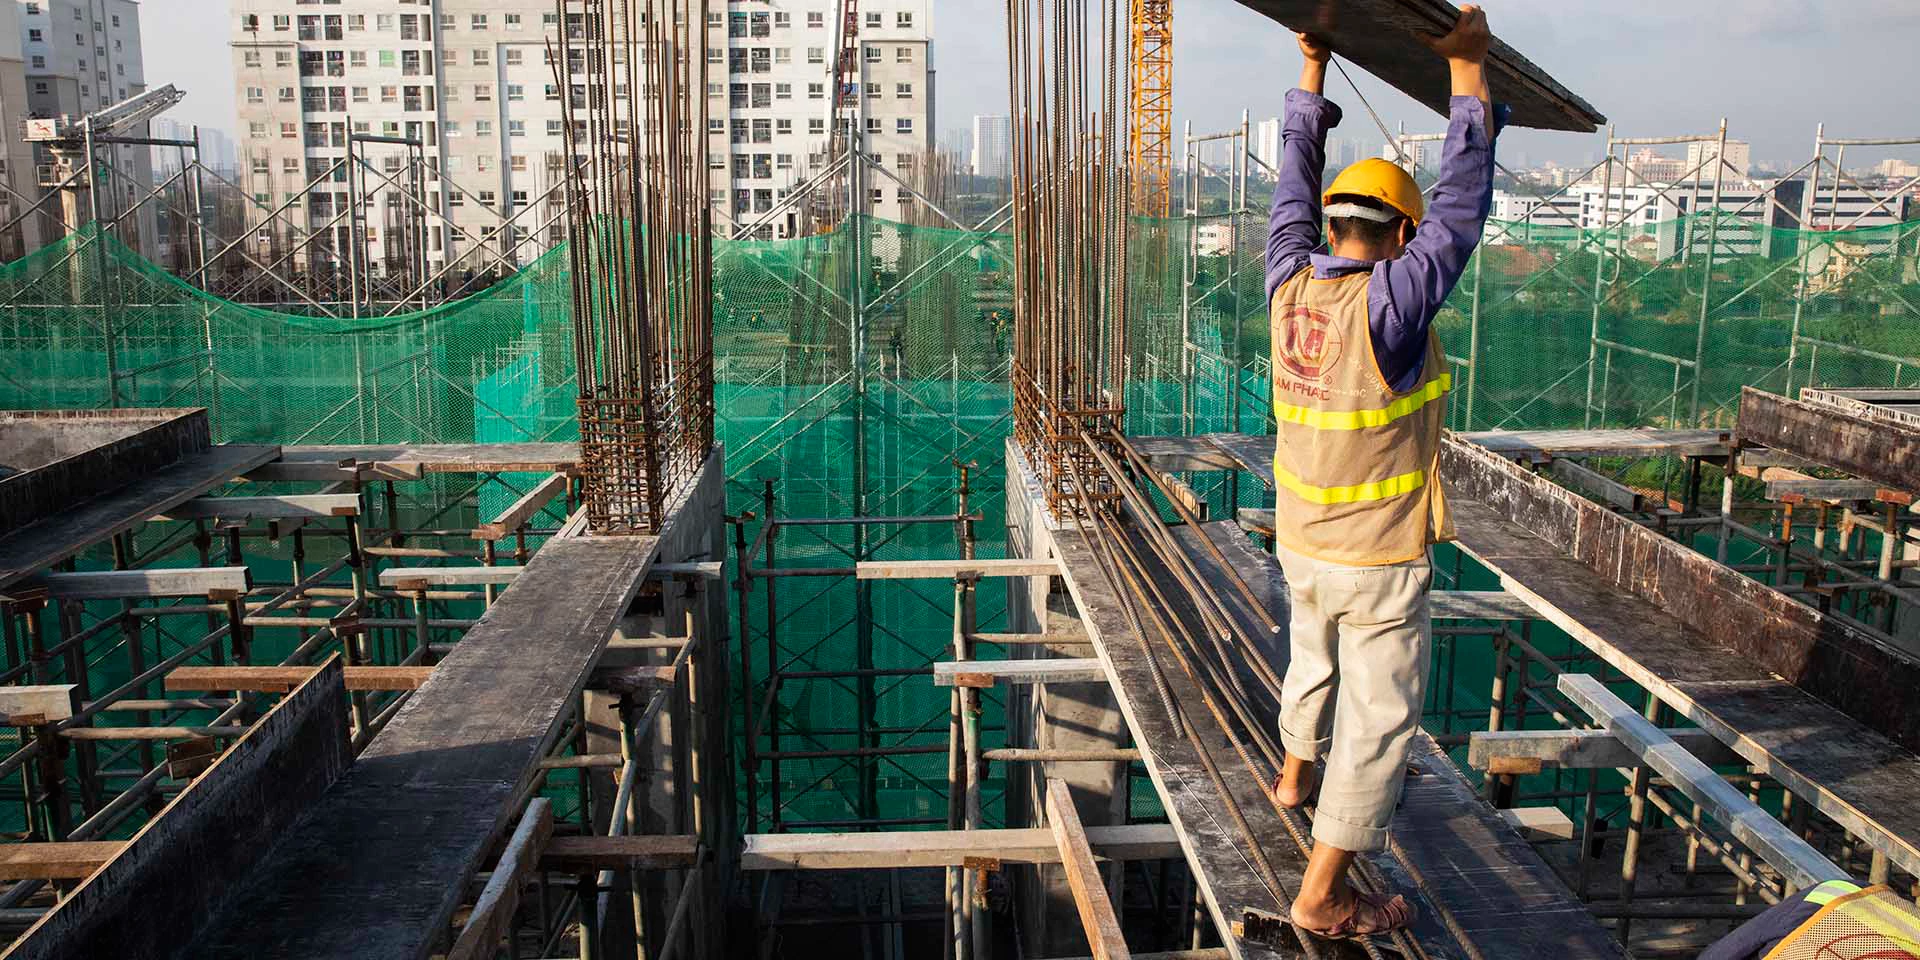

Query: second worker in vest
left=1263, top=6, right=1504, bottom=940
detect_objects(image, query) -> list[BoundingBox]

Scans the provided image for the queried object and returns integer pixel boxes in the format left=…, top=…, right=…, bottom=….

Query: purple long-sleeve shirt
left=1264, top=89, right=1507, bottom=391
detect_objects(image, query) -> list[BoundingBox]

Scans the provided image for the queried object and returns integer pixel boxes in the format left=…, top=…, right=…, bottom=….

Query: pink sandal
left=1293, top=891, right=1416, bottom=940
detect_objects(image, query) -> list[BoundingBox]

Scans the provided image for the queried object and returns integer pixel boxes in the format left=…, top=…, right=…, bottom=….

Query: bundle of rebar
left=557, top=0, right=715, bottom=534
left=1005, top=0, right=1133, bottom=516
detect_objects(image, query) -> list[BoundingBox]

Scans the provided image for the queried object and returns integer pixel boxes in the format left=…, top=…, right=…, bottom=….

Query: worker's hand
left=1296, top=32, right=1331, bottom=65
left=1422, top=5, right=1490, bottom=64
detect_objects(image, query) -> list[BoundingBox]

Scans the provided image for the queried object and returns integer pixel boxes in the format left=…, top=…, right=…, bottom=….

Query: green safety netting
left=3, top=208, right=1916, bottom=832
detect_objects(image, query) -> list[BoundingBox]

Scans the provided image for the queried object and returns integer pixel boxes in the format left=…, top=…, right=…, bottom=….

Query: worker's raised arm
left=1265, top=33, right=1341, bottom=300
left=1371, top=6, right=1505, bottom=390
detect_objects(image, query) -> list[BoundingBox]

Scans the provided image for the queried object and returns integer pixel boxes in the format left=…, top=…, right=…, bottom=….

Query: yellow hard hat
left=1323, top=158, right=1423, bottom=225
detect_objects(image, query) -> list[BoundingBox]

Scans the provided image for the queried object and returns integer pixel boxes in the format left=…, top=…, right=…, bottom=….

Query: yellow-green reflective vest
left=1764, top=882, right=1920, bottom=960
left=1268, top=267, right=1453, bottom=566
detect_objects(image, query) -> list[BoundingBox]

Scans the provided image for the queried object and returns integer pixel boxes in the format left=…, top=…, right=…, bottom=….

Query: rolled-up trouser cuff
left=1279, top=725, right=1331, bottom=764
left=1311, top=809, right=1389, bottom=853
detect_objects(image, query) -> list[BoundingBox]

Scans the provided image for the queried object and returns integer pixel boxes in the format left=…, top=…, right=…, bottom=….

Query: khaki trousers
left=1274, top=541, right=1432, bottom=853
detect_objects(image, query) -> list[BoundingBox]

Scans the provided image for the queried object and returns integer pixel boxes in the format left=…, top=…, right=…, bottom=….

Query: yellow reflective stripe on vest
left=1804, top=879, right=1863, bottom=906
left=1273, top=460, right=1428, bottom=505
left=1273, top=373, right=1452, bottom=432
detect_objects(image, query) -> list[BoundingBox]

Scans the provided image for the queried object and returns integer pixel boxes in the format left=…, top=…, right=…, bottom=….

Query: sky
left=144, top=0, right=1920, bottom=170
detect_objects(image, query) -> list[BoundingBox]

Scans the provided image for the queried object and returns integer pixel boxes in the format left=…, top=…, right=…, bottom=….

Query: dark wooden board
left=0, top=408, right=209, bottom=532
left=0, top=443, right=281, bottom=590
left=3, top=658, right=349, bottom=960
left=1231, top=0, right=1605, bottom=132
left=1449, top=487, right=1920, bottom=880
left=1737, top=387, right=1920, bottom=494
left=185, top=534, right=658, bottom=959
left=1443, top=436, right=1920, bottom=754
left=1379, top=732, right=1629, bottom=960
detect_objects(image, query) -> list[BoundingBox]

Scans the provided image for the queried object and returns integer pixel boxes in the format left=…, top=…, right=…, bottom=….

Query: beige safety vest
left=1764, top=881, right=1920, bottom=959
left=1268, top=267, right=1453, bottom=566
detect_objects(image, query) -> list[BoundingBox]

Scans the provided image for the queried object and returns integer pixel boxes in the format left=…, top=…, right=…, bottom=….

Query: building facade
left=15, top=0, right=151, bottom=253
left=230, top=0, right=934, bottom=275
left=970, top=113, right=1008, bottom=182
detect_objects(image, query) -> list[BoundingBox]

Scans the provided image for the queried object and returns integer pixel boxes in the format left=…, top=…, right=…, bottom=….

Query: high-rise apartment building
left=229, top=0, right=933, bottom=278
left=717, top=0, right=933, bottom=237
left=14, top=0, right=151, bottom=253
left=970, top=114, right=1009, bottom=181
left=1685, top=139, right=1750, bottom=179
left=0, top=3, right=37, bottom=259
left=1252, top=117, right=1279, bottom=178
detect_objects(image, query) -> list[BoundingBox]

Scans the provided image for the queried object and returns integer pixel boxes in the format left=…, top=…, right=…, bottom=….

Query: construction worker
left=1701, top=879, right=1920, bottom=959
left=1262, top=6, right=1503, bottom=939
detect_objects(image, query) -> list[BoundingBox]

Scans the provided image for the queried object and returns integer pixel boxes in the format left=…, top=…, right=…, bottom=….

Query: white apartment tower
left=717, top=0, right=933, bottom=238
left=15, top=0, right=151, bottom=252
left=970, top=114, right=1009, bottom=181
left=230, top=0, right=933, bottom=278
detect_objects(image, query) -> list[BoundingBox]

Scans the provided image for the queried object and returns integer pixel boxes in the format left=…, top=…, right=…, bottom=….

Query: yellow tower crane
left=1128, top=0, right=1174, bottom=217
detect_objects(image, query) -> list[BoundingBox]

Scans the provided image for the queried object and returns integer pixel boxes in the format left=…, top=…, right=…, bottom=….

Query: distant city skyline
left=141, top=0, right=1920, bottom=171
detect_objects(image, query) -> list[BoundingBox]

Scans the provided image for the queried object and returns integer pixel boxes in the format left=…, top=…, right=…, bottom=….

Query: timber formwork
left=0, top=410, right=733, bottom=959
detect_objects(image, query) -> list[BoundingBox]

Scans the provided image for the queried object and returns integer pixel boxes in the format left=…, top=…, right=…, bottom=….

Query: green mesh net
left=4, top=209, right=1916, bottom=831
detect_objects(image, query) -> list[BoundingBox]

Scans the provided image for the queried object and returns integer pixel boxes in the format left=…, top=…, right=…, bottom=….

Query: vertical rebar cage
left=558, top=0, right=716, bottom=534
left=1005, top=0, right=1134, bottom=517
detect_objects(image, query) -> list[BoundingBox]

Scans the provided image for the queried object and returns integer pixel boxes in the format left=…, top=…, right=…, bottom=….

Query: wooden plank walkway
left=186, top=534, right=657, bottom=959
left=0, top=444, right=281, bottom=590
left=277, top=442, right=580, bottom=477
left=1024, top=438, right=1618, bottom=959
left=184, top=450, right=719, bottom=959
left=1449, top=495, right=1920, bottom=881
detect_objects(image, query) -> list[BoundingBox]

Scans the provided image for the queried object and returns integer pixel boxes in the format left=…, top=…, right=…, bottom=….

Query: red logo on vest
left=1274, top=305, right=1344, bottom=383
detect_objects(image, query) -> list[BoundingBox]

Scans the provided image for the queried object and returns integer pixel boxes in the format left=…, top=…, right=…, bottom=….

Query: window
left=275, top=51, right=293, bottom=68
left=471, top=14, right=488, bottom=30
left=505, top=13, right=522, bottom=29
left=248, top=121, right=267, bottom=139
left=865, top=117, right=881, bottom=133
left=774, top=12, right=790, bottom=28
left=376, top=14, right=392, bottom=31
left=380, top=85, right=398, bottom=103
left=895, top=153, right=911, bottom=171
left=352, top=86, right=369, bottom=102
left=474, top=83, right=492, bottom=101
left=30, top=56, right=43, bottom=68
left=506, top=83, right=525, bottom=101
left=242, top=50, right=261, bottom=68
left=443, top=84, right=460, bottom=101
left=865, top=81, right=879, bottom=98
left=865, top=46, right=880, bottom=63
left=775, top=47, right=791, bottom=64
left=895, top=118, right=914, bottom=134
left=441, top=49, right=457, bottom=65
left=251, top=157, right=270, bottom=174
left=472, top=48, right=490, bottom=66
left=510, top=154, right=527, bottom=171
left=348, top=14, right=364, bottom=31
left=897, top=12, right=913, bottom=29
left=775, top=83, right=792, bottom=100
left=27, top=29, right=41, bottom=42
left=245, top=86, right=264, bottom=104
left=807, top=11, right=824, bottom=28
left=277, top=86, right=295, bottom=102
left=777, top=153, right=793, bottom=170
left=505, top=49, right=523, bottom=65
left=350, top=50, right=367, bottom=67
left=896, top=46, right=914, bottom=63
left=379, top=50, right=396, bottom=68
left=272, top=15, right=291, bottom=31
left=809, top=118, right=825, bottom=135
left=806, top=46, right=824, bottom=64
left=546, top=119, right=564, bottom=136
left=751, top=118, right=771, bottom=143
left=280, top=122, right=298, bottom=138
left=775, top=118, right=792, bottom=135
left=25, top=3, right=40, bottom=14
left=866, top=12, right=881, bottom=28
left=807, top=82, right=824, bottom=100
